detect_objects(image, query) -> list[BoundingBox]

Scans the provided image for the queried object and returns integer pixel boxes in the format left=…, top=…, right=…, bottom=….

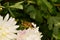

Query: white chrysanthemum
left=0, top=14, right=19, bottom=40
left=17, top=27, right=43, bottom=40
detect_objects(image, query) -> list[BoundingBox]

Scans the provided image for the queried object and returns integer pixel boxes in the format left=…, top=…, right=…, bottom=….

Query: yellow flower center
left=0, top=27, right=8, bottom=38
left=2, top=32, right=7, bottom=37
left=0, top=27, right=3, bottom=30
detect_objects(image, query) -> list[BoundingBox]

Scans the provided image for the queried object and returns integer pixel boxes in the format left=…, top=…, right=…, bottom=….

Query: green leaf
left=42, top=0, right=53, bottom=10
left=49, top=17, right=60, bottom=39
left=25, top=5, right=36, bottom=19
left=53, top=34, right=60, bottom=39
left=36, top=0, right=42, bottom=5
left=48, top=16, right=60, bottom=30
left=51, top=0, right=57, bottom=2
left=53, top=20, right=60, bottom=39
left=47, top=17, right=54, bottom=30
left=27, top=1, right=35, bottom=4
left=0, top=0, right=2, bottom=2
left=25, top=5, right=43, bottom=23
left=9, top=1, right=23, bottom=9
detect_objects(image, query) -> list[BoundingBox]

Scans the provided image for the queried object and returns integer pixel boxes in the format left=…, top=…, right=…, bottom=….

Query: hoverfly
left=21, top=20, right=36, bottom=28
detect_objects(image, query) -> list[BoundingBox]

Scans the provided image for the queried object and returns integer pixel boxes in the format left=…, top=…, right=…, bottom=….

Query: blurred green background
left=0, top=0, right=60, bottom=40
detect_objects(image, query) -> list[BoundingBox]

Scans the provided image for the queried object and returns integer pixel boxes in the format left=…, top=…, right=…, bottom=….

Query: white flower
left=0, top=14, right=19, bottom=40
left=17, top=27, right=43, bottom=40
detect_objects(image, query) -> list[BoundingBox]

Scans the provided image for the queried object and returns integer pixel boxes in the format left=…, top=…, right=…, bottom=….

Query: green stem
left=51, top=36, right=53, bottom=40
left=8, top=8, right=15, bottom=17
left=6, top=2, right=15, bottom=17
left=56, top=39, right=58, bottom=40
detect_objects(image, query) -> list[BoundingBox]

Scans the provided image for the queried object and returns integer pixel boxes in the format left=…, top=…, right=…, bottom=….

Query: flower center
left=0, top=27, right=8, bottom=37
left=2, top=32, right=8, bottom=37
left=0, top=27, right=3, bottom=30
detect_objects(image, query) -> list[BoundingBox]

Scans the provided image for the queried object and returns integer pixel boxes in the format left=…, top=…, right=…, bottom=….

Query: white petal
left=0, top=15, right=3, bottom=21
left=31, top=22, right=36, bottom=28
left=8, top=17, right=16, bottom=25
left=4, top=14, right=9, bottom=21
